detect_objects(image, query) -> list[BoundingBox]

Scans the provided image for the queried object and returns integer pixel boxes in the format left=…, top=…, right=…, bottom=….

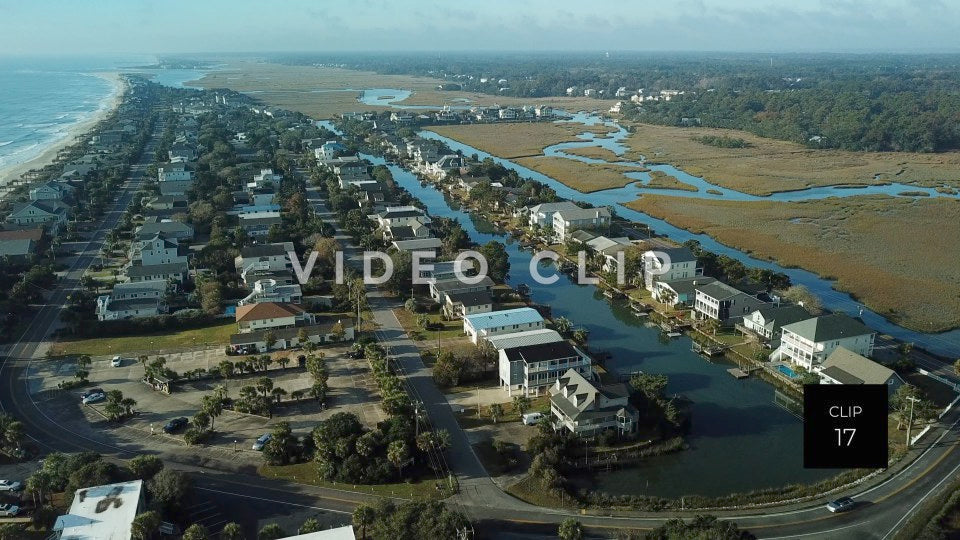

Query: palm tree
left=120, top=398, right=137, bottom=417
left=352, top=504, right=376, bottom=540
left=256, top=376, right=274, bottom=397
left=130, top=510, right=161, bottom=540
left=290, top=389, right=304, bottom=403
left=220, top=523, right=244, bottom=540
left=277, top=356, right=290, bottom=370
left=271, top=387, right=287, bottom=404
left=513, top=395, right=531, bottom=416
left=387, top=440, right=410, bottom=476
left=489, top=403, right=504, bottom=423
left=553, top=317, right=572, bottom=336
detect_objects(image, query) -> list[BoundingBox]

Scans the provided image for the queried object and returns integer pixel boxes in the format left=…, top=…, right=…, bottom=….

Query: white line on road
left=194, top=487, right=352, bottom=515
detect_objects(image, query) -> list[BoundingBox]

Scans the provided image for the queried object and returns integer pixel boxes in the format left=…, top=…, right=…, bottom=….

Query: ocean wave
left=0, top=141, right=12, bottom=148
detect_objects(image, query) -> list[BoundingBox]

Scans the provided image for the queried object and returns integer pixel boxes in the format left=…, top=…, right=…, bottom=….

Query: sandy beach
left=0, top=72, right=126, bottom=194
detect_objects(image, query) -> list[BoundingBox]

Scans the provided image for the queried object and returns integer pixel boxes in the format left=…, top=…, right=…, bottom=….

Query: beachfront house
left=499, top=340, right=592, bottom=397
left=550, top=369, right=638, bottom=437
left=693, top=281, right=768, bottom=326
left=552, top=206, right=612, bottom=243
left=814, top=347, right=904, bottom=394
left=29, top=180, right=75, bottom=202
left=642, top=247, right=699, bottom=291
left=463, top=307, right=545, bottom=344
left=770, top=313, right=876, bottom=370
left=5, top=200, right=69, bottom=235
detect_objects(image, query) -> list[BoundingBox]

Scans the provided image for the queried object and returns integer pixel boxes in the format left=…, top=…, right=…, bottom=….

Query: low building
left=277, top=525, right=357, bottom=540
left=235, top=301, right=314, bottom=333
left=239, top=211, right=282, bottom=237
left=771, top=313, right=876, bottom=370
left=53, top=480, right=145, bottom=540
left=741, top=304, right=812, bottom=344
left=442, top=290, right=493, bottom=319
left=125, top=261, right=189, bottom=284
left=815, top=347, right=905, bottom=394
left=463, top=307, right=545, bottom=344
left=157, top=162, right=194, bottom=195
left=500, top=340, right=591, bottom=396
left=391, top=237, right=442, bottom=254
left=134, top=220, right=194, bottom=243
left=693, top=281, right=768, bottom=326
left=230, top=316, right=354, bottom=353
left=550, top=369, right=638, bottom=437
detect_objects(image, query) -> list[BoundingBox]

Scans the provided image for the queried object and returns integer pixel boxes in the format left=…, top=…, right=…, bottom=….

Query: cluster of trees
left=350, top=499, right=469, bottom=540
left=683, top=240, right=791, bottom=292
left=102, top=389, right=138, bottom=422
left=0, top=414, right=25, bottom=457
left=629, top=373, right=686, bottom=435
left=312, top=411, right=450, bottom=484
left=367, top=344, right=412, bottom=415
left=431, top=343, right=495, bottom=388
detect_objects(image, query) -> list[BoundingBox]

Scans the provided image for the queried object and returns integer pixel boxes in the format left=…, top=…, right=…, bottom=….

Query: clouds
left=0, top=0, right=958, bottom=54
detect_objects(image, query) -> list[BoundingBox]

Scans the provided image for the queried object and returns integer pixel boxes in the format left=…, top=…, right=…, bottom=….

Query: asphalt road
left=1, top=122, right=959, bottom=539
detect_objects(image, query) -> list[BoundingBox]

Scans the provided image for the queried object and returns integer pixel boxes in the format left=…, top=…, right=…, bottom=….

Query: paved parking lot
left=30, top=343, right=386, bottom=454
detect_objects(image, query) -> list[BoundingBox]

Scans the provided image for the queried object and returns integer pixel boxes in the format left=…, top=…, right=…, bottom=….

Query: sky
left=1, top=0, right=959, bottom=55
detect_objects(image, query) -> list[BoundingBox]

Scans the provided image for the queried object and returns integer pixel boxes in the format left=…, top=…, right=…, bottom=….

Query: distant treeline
left=274, top=52, right=960, bottom=153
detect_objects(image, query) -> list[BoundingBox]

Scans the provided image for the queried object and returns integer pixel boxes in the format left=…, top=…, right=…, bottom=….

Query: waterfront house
left=234, top=301, right=314, bottom=333
left=770, top=313, right=876, bottom=370
left=815, top=347, right=904, bottom=394
left=551, top=206, right=612, bottom=243
left=5, top=200, right=68, bottom=236
left=374, top=205, right=431, bottom=230
left=694, top=281, right=768, bottom=326
left=462, top=307, right=545, bottom=344
left=550, top=369, right=638, bottom=437
left=29, top=180, right=74, bottom=202
left=313, top=140, right=347, bottom=162
left=442, top=290, right=494, bottom=319
left=741, top=304, right=812, bottom=344
left=526, top=201, right=581, bottom=229
left=642, top=247, right=699, bottom=291
left=500, top=340, right=592, bottom=397
left=487, top=328, right=564, bottom=351
left=391, top=237, right=443, bottom=255
left=653, top=276, right=717, bottom=307
left=429, top=275, right=494, bottom=303
left=585, top=235, right=634, bottom=273
left=96, top=280, right=169, bottom=321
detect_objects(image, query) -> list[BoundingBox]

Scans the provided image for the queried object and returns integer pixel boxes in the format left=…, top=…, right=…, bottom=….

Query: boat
left=516, top=283, right=530, bottom=296
left=666, top=332, right=682, bottom=338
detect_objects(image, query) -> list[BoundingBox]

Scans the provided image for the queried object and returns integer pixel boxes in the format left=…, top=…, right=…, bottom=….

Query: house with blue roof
left=462, top=307, right=545, bottom=344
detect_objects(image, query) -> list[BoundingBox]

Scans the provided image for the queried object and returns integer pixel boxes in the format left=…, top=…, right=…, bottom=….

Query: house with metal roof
left=771, top=313, right=876, bottom=370
left=486, top=328, right=564, bottom=352
left=815, top=347, right=904, bottom=394
left=550, top=369, right=638, bottom=437
left=463, top=307, right=545, bottom=344
left=500, top=340, right=592, bottom=396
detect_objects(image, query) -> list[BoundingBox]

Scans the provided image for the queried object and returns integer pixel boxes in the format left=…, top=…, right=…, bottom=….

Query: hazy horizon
left=2, top=0, right=960, bottom=56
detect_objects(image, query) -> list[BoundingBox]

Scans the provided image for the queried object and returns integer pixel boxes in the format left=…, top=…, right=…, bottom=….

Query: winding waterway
left=353, top=148, right=838, bottom=498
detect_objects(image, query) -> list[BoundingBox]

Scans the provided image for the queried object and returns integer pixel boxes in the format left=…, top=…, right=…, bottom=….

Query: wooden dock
left=727, top=367, right=750, bottom=379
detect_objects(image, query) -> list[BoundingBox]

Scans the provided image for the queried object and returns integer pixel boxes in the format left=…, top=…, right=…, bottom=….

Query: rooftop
left=782, top=313, right=874, bottom=343
left=464, top=307, right=544, bottom=331
left=819, top=347, right=898, bottom=385
left=486, top=329, right=564, bottom=350
left=504, top=340, right=581, bottom=363
left=54, top=480, right=143, bottom=540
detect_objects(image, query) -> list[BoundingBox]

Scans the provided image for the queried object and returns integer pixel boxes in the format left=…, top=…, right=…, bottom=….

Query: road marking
left=881, top=457, right=960, bottom=540
left=761, top=520, right=870, bottom=539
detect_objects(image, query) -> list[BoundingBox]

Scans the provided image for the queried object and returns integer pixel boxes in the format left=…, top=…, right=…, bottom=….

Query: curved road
left=1, top=125, right=958, bottom=539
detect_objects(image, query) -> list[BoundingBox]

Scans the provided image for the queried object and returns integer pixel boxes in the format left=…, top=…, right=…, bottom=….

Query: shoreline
left=0, top=71, right=126, bottom=195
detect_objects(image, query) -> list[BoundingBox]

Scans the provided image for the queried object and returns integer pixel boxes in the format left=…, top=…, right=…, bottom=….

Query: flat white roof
left=487, top=328, right=563, bottom=350
left=280, top=525, right=356, bottom=540
left=54, top=480, right=143, bottom=540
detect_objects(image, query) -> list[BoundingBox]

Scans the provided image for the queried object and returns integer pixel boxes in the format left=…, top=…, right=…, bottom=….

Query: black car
left=163, top=417, right=189, bottom=433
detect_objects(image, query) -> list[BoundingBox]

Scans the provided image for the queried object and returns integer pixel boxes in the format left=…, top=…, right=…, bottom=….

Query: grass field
left=259, top=462, right=447, bottom=499
left=427, top=122, right=618, bottom=159
left=625, top=194, right=960, bottom=332
left=50, top=320, right=236, bottom=357
left=642, top=170, right=697, bottom=191
left=622, top=123, right=960, bottom=196
left=514, top=156, right=645, bottom=192
left=191, top=62, right=617, bottom=119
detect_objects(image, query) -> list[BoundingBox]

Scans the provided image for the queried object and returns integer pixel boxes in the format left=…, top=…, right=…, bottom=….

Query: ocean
left=0, top=55, right=208, bottom=176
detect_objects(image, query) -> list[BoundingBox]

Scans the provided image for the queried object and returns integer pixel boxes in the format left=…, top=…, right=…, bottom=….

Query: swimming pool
left=776, top=364, right=801, bottom=379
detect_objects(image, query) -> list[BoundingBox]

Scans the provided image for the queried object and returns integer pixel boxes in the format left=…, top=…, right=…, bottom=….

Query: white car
left=252, top=434, right=272, bottom=451
left=0, top=480, right=21, bottom=492
left=111, top=356, right=123, bottom=367
left=82, top=392, right=106, bottom=404
left=0, top=503, right=19, bottom=517
left=522, top=412, right=544, bottom=425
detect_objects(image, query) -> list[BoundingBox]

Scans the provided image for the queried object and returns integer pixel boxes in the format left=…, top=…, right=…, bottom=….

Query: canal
left=361, top=151, right=838, bottom=498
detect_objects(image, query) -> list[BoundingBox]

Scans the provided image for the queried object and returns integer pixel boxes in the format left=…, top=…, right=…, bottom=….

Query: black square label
left=803, top=384, right=888, bottom=469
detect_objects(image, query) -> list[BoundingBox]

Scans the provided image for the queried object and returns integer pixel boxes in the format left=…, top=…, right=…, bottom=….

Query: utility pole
left=906, top=396, right=921, bottom=447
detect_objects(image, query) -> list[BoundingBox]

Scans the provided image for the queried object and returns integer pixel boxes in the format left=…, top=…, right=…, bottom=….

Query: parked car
left=82, top=392, right=106, bottom=405
left=252, top=434, right=272, bottom=451
left=0, top=480, right=21, bottom=492
left=163, top=417, right=189, bottom=433
left=522, top=412, right=544, bottom=425
left=80, top=387, right=104, bottom=399
left=0, top=503, right=19, bottom=517
left=826, top=497, right=856, bottom=513
left=111, top=356, right=123, bottom=367
left=347, top=348, right=365, bottom=359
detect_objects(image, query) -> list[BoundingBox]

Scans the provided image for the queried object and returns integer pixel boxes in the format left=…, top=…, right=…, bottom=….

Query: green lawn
left=259, top=462, right=452, bottom=500
left=50, top=320, right=236, bottom=357
left=393, top=308, right=464, bottom=341
left=505, top=474, right=572, bottom=509
left=456, top=395, right=550, bottom=429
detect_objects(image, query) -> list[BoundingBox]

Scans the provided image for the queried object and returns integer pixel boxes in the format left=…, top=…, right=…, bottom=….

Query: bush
left=183, top=428, right=212, bottom=446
